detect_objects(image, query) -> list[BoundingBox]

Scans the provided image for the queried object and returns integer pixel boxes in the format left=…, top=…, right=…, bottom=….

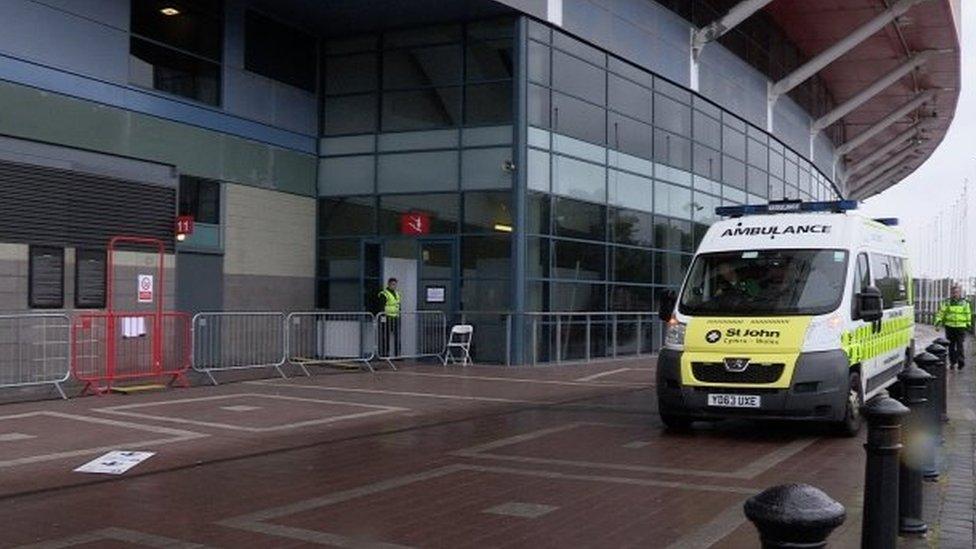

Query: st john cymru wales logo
left=705, top=329, right=722, bottom=343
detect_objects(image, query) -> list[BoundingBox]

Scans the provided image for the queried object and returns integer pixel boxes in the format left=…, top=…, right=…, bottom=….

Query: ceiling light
left=160, top=7, right=180, bottom=16
left=493, top=223, right=513, bottom=233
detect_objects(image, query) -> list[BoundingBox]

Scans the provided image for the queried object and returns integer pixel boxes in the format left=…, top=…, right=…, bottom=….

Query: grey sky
left=860, top=2, right=972, bottom=277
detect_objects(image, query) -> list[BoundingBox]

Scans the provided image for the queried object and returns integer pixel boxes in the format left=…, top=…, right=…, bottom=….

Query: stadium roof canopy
left=764, top=0, right=961, bottom=199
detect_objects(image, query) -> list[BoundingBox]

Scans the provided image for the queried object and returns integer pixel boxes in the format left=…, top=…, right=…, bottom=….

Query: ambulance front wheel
left=660, top=413, right=693, bottom=432
left=835, top=371, right=863, bottom=437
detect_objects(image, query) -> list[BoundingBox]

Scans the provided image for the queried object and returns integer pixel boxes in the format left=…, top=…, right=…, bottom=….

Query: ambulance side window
left=851, top=253, right=870, bottom=319
left=889, top=257, right=909, bottom=307
left=870, top=253, right=907, bottom=309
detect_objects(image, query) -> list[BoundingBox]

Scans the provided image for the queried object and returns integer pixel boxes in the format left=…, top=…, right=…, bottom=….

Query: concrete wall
left=698, top=41, right=768, bottom=129
left=109, top=251, right=176, bottom=312
left=0, top=0, right=840, bottom=190
left=222, top=184, right=315, bottom=311
left=0, top=80, right=316, bottom=195
left=0, top=244, right=28, bottom=312
left=0, top=244, right=175, bottom=313
left=223, top=0, right=318, bottom=136
left=773, top=95, right=814, bottom=159
left=559, top=0, right=691, bottom=87
left=539, top=0, right=840, bottom=188
left=0, top=135, right=176, bottom=188
left=0, top=0, right=316, bottom=153
left=0, top=0, right=129, bottom=85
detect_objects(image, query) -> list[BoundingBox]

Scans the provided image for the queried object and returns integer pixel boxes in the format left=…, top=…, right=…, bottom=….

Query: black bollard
left=861, top=393, right=909, bottom=549
left=896, top=361, right=932, bottom=535
left=926, top=342, right=949, bottom=423
left=913, top=351, right=941, bottom=480
left=743, top=483, right=846, bottom=549
left=933, top=337, right=951, bottom=370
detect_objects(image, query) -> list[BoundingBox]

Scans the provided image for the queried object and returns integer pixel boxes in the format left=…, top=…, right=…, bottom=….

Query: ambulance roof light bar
left=873, top=217, right=899, bottom=226
left=715, top=199, right=859, bottom=218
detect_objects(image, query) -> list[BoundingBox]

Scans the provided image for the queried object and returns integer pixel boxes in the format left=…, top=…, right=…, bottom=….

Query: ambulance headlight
left=803, top=314, right=844, bottom=350
left=664, top=320, right=686, bottom=349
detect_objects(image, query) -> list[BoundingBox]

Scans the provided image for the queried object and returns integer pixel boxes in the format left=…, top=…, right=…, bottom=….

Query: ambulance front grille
left=692, top=362, right=785, bottom=384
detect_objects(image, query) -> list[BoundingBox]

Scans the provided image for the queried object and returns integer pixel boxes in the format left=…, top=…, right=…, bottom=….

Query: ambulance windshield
left=679, top=249, right=849, bottom=316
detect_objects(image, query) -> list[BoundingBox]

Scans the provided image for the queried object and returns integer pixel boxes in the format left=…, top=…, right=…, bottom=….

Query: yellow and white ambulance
left=656, top=200, right=913, bottom=435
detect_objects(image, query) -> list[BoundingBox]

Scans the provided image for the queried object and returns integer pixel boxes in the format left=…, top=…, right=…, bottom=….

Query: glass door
left=418, top=239, right=456, bottom=315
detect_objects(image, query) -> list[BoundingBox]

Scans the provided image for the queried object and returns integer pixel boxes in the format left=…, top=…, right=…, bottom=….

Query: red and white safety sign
left=137, top=274, right=154, bottom=303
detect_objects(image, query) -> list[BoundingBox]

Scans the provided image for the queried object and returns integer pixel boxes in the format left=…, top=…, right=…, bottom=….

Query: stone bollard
left=861, top=393, right=909, bottom=549
left=743, top=483, right=846, bottom=549
left=896, top=361, right=933, bottom=535
left=926, top=342, right=949, bottom=423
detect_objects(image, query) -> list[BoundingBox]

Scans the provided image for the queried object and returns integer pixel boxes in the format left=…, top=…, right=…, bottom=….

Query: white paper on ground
left=74, top=451, right=155, bottom=475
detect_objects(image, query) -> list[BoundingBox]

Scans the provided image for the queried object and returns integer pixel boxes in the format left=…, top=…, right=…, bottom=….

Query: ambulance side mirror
left=856, top=286, right=884, bottom=322
left=658, top=290, right=677, bottom=322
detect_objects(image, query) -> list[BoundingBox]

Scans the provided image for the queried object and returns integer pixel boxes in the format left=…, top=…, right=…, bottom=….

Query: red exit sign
left=400, top=212, right=430, bottom=235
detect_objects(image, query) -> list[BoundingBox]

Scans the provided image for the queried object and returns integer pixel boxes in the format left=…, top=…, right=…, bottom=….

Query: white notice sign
left=137, top=274, right=154, bottom=303
left=426, top=286, right=445, bottom=303
left=74, top=451, right=155, bottom=475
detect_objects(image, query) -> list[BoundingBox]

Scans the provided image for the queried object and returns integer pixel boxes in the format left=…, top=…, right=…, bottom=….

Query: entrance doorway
left=367, top=238, right=457, bottom=358
left=417, top=239, right=456, bottom=315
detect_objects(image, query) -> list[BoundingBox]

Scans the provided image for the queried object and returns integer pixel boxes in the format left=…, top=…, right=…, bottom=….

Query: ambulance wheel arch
left=838, top=369, right=864, bottom=436
left=849, top=362, right=864, bottom=398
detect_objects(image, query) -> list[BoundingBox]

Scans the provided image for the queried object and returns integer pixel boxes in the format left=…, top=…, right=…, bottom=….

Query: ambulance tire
left=836, top=371, right=863, bottom=437
left=660, top=413, right=693, bottom=432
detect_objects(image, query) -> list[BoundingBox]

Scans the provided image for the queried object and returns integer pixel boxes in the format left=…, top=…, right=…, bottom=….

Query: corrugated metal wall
left=0, top=159, right=175, bottom=250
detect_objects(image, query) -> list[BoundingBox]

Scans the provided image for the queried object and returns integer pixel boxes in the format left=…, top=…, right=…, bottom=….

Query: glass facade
left=129, top=0, right=223, bottom=105
left=523, top=20, right=839, bottom=317
left=316, top=16, right=841, bottom=360
left=318, top=19, right=515, bottom=322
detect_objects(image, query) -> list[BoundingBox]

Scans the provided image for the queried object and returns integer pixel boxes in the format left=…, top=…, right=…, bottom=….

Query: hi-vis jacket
left=379, top=288, right=401, bottom=318
left=936, top=298, right=972, bottom=329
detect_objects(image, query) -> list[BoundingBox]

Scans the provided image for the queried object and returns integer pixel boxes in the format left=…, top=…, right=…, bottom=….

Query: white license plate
left=707, top=394, right=761, bottom=408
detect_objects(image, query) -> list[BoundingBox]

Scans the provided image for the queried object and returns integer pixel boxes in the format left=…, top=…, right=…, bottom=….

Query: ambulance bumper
left=655, top=348, right=851, bottom=422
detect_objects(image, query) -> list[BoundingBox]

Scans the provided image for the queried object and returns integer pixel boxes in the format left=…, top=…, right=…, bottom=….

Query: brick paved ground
left=903, top=332, right=976, bottom=549
left=0, top=328, right=962, bottom=548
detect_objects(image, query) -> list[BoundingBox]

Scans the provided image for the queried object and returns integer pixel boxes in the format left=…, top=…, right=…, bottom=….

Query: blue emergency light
left=715, top=199, right=859, bottom=218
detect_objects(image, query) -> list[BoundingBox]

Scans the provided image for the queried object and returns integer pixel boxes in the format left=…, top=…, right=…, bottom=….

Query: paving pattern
left=905, top=338, right=976, bottom=549
left=0, top=329, right=967, bottom=548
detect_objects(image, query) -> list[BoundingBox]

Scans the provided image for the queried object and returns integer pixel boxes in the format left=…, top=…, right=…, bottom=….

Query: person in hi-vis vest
left=935, top=285, right=973, bottom=369
left=378, top=278, right=401, bottom=357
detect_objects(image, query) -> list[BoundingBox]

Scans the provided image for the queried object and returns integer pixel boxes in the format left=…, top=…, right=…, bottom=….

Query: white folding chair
left=442, top=324, right=473, bottom=366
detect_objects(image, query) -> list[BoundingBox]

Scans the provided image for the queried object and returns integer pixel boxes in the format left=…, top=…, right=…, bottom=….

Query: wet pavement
left=0, top=326, right=968, bottom=548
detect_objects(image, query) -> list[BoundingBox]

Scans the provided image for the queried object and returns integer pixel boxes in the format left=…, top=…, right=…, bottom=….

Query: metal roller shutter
left=0, top=159, right=175, bottom=250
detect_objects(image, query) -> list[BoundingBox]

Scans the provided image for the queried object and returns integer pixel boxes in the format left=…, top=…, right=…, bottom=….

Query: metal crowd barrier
left=192, top=312, right=286, bottom=385
left=457, top=312, right=513, bottom=365
left=286, top=312, right=376, bottom=373
left=524, top=312, right=660, bottom=365
left=0, top=313, right=72, bottom=399
left=72, top=311, right=191, bottom=394
left=376, top=311, right=448, bottom=368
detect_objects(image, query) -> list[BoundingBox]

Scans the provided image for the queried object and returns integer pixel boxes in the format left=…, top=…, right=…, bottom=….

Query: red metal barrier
left=72, top=311, right=191, bottom=394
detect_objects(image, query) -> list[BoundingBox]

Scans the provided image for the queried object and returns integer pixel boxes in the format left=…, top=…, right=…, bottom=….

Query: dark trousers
left=380, top=317, right=401, bottom=357
left=946, top=326, right=967, bottom=368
